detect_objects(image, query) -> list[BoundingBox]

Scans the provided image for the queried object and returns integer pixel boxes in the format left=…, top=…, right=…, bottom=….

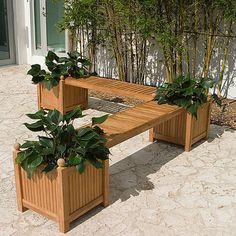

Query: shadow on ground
left=70, top=112, right=231, bottom=231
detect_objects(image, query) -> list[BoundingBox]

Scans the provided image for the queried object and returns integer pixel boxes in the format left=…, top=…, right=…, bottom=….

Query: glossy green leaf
left=42, top=163, right=56, bottom=173
left=24, top=121, right=44, bottom=132
left=68, top=155, right=82, bottom=166
left=92, top=114, right=109, bottom=126
left=76, top=161, right=85, bottom=173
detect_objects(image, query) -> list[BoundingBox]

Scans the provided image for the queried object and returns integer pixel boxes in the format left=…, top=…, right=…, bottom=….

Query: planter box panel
left=38, top=85, right=60, bottom=111
left=191, top=102, right=210, bottom=141
left=151, top=101, right=211, bottom=151
left=67, top=164, right=103, bottom=214
left=20, top=166, right=59, bottom=219
left=153, top=111, right=186, bottom=146
left=64, top=85, right=88, bottom=112
left=38, top=83, right=88, bottom=113
left=13, top=146, right=108, bottom=233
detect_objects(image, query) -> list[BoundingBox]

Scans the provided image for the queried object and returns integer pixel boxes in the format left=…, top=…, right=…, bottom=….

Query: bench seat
left=96, top=101, right=184, bottom=148
left=65, top=76, right=156, bottom=101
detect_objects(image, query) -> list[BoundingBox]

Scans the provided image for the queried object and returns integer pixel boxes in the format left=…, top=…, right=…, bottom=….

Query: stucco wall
left=14, top=0, right=236, bottom=99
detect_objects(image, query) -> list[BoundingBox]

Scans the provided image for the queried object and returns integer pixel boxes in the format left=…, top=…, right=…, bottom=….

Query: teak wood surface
left=97, top=101, right=184, bottom=148
left=20, top=75, right=212, bottom=233
left=65, top=76, right=156, bottom=101
left=13, top=144, right=109, bottom=233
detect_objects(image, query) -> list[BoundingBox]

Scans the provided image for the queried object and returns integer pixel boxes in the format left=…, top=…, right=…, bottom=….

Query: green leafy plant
left=27, top=51, right=91, bottom=90
left=16, top=107, right=110, bottom=178
left=154, top=76, right=221, bottom=118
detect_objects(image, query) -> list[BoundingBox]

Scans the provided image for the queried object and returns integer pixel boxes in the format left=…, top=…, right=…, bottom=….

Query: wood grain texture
left=152, top=101, right=211, bottom=151
left=13, top=153, right=106, bottom=233
left=93, top=101, right=184, bottom=148
left=38, top=82, right=88, bottom=114
left=65, top=76, right=156, bottom=101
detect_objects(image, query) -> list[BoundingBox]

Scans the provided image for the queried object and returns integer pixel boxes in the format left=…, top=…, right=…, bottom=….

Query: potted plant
left=13, top=107, right=110, bottom=233
left=151, top=76, right=221, bottom=151
left=28, top=51, right=92, bottom=113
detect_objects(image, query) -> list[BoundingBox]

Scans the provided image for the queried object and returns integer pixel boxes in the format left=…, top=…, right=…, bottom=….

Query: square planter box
left=38, top=79, right=88, bottom=114
left=13, top=145, right=109, bottom=233
left=149, top=101, right=212, bottom=151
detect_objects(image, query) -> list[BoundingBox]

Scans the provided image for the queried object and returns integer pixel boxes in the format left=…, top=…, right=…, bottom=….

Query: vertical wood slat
left=38, top=80, right=88, bottom=114
left=151, top=101, right=211, bottom=151
left=57, top=167, right=70, bottom=233
left=67, top=164, right=103, bottom=214
left=20, top=166, right=59, bottom=215
left=13, top=144, right=28, bottom=212
left=153, top=111, right=186, bottom=145
left=14, top=153, right=106, bottom=234
left=102, top=159, right=109, bottom=207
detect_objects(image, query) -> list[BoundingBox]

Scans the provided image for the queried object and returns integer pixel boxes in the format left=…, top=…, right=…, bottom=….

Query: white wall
left=15, top=1, right=236, bottom=99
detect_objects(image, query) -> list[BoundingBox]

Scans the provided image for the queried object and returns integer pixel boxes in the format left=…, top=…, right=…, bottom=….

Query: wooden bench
left=64, top=76, right=156, bottom=102
left=64, top=76, right=211, bottom=152
left=98, top=101, right=184, bottom=148
left=38, top=76, right=211, bottom=152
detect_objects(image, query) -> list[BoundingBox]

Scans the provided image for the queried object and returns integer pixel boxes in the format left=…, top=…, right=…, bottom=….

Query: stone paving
left=0, top=65, right=236, bottom=236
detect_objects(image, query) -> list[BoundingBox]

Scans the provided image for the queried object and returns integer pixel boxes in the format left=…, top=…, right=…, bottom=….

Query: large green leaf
left=46, top=50, right=59, bottom=62
left=77, top=127, right=94, bottom=137
left=68, top=154, right=82, bottom=166
left=57, top=145, right=66, bottom=154
left=48, top=109, right=63, bottom=125
left=28, top=154, right=43, bottom=169
left=26, top=109, right=46, bottom=119
left=24, top=121, right=44, bottom=132
left=16, top=152, right=27, bottom=164
left=88, top=157, right=103, bottom=169
left=21, top=141, right=37, bottom=149
left=63, top=106, right=83, bottom=123
left=42, top=163, right=56, bottom=173
left=27, top=64, right=41, bottom=76
left=76, top=161, right=85, bottom=173
left=39, top=137, right=54, bottom=148
left=92, top=114, right=109, bottom=126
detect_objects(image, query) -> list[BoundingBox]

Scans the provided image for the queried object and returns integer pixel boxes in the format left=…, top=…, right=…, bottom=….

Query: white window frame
left=30, top=0, right=68, bottom=57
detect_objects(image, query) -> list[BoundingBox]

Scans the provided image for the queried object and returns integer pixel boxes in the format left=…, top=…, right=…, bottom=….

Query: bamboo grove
left=58, top=0, right=236, bottom=96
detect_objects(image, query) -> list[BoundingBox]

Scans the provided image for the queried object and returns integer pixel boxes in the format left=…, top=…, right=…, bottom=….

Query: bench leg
left=59, top=220, right=70, bottom=233
left=102, top=159, right=109, bottom=207
left=184, top=113, right=193, bottom=152
left=149, top=128, right=155, bottom=142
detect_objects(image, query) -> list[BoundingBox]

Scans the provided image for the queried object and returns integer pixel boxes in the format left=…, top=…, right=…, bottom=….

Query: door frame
left=30, top=0, right=68, bottom=57
left=0, top=0, right=15, bottom=66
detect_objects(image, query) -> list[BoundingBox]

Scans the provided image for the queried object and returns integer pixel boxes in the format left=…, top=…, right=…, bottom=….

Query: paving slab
left=0, top=65, right=236, bottom=236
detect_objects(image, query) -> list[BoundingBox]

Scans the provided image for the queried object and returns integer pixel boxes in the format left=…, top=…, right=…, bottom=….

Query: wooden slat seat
left=65, top=76, right=156, bottom=101
left=95, top=101, right=184, bottom=148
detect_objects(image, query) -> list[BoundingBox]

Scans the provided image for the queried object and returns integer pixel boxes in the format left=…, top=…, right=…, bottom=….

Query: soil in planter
left=88, top=91, right=236, bottom=130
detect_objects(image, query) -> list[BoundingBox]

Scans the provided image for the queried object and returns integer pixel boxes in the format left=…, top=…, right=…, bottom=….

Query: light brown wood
left=94, top=101, right=184, bottom=148
left=65, top=76, right=156, bottom=101
left=23, top=74, right=212, bottom=234
left=13, top=149, right=106, bottom=234
left=185, top=112, right=193, bottom=151
left=102, top=159, right=109, bottom=207
left=13, top=144, right=28, bottom=212
left=38, top=79, right=88, bottom=114
left=152, top=101, right=211, bottom=151
left=57, top=166, right=70, bottom=233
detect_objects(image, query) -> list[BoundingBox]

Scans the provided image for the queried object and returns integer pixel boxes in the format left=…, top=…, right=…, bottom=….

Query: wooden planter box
left=38, top=79, right=88, bottom=114
left=149, top=101, right=212, bottom=151
left=13, top=144, right=109, bottom=233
